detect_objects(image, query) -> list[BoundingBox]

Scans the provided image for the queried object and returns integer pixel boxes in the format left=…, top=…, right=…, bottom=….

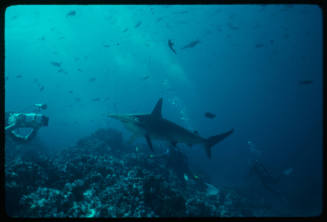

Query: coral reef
left=5, top=128, right=269, bottom=217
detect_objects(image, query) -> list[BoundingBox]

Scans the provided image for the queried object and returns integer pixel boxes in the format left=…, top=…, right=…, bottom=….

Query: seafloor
left=5, top=128, right=284, bottom=218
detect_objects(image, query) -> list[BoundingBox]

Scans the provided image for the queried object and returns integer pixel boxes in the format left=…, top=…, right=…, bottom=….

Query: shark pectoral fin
left=5, top=123, right=16, bottom=131
left=145, top=134, right=154, bottom=152
left=128, top=134, right=138, bottom=144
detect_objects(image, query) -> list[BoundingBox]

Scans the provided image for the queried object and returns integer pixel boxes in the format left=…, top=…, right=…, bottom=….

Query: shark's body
left=181, top=40, right=200, bottom=49
left=109, top=98, right=234, bottom=159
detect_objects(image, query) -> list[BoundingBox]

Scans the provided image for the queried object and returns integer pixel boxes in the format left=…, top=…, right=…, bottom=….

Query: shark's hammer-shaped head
left=108, top=98, right=163, bottom=126
left=108, top=114, right=140, bottom=124
left=108, top=113, right=147, bottom=134
left=108, top=98, right=163, bottom=137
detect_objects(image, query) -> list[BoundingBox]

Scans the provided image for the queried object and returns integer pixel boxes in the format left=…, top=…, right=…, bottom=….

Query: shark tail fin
left=204, top=129, right=234, bottom=159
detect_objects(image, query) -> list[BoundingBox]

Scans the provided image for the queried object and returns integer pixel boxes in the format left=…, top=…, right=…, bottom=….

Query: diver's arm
left=5, top=113, right=20, bottom=131
left=5, top=123, right=17, bottom=131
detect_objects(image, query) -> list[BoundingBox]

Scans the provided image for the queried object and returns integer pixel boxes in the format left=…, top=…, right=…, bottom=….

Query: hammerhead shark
left=108, top=98, right=234, bottom=159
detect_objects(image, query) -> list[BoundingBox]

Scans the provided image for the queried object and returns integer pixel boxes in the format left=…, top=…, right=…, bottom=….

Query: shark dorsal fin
left=151, top=98, right=163, bottom=118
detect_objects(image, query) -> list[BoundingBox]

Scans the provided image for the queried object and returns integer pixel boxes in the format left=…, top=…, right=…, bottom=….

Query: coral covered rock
left=5, top=128, right=265, bottom=217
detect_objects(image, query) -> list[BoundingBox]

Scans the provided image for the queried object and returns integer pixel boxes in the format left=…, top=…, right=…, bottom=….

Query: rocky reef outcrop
left=5, top=128, right=270, bottom=217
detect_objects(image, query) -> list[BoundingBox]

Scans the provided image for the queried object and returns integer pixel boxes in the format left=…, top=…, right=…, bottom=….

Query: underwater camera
left=42, top=116, right=49, bottom=127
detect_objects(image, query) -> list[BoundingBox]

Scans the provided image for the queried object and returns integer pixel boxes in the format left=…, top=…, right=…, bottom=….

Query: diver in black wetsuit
left=248, top=159, right=285, bottom=199
left=5, top=111, right=49, bottom=142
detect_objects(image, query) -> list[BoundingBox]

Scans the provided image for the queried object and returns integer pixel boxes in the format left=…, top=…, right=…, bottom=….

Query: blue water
left=5, top=4, right=323, bottom=216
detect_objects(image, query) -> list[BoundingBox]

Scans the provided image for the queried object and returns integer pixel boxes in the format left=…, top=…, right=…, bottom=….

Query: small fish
left=88, top=77, right=96, bottom=82
left=204, top=112, right=216, bottom=119
left=75, top=97, right=81, bottom=102
left=5, top=76, right=9, bottom=80
left=39, top=85, right=45, bottom=92
left=33, top=78, right=38, bottom=83
left=122, top=28, right=128, bottom=32
left=255, top=43, right=264, bottom=48
left=91, top=97, right=101, bottom=102
left=283, top=168, right=293, bottom=176
left=141, top=75, right=150, bottom=80
left=51, top=61, right=61, bottom=67
left=68, top=90, right=73, bottom=94
left=134, top=21, right=142, bottom=28
left=156, top=17, right=163, bottom=22
left=174, top=10, right=188, bottom=14
left=77, top=68, right=82, bottom=72
left=57, top=68, right=64, bottom=73
left=269, top=40, right=275, bottom=45
left=66, top=10, right=76, bottom=17
left=16, top=74, right=23, bottom=78
left=299, top=80, right=313, bottom=85
left=168, top=40, right=176, bottom=54
left=181, top=40, right=200, bottom=50
left=103, top=44, right=110, bottom=48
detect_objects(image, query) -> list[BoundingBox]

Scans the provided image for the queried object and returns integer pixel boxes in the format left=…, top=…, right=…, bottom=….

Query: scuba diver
left=5, top=104, right=49, bottom=142
left=248, top=159, right=288, bottom=201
